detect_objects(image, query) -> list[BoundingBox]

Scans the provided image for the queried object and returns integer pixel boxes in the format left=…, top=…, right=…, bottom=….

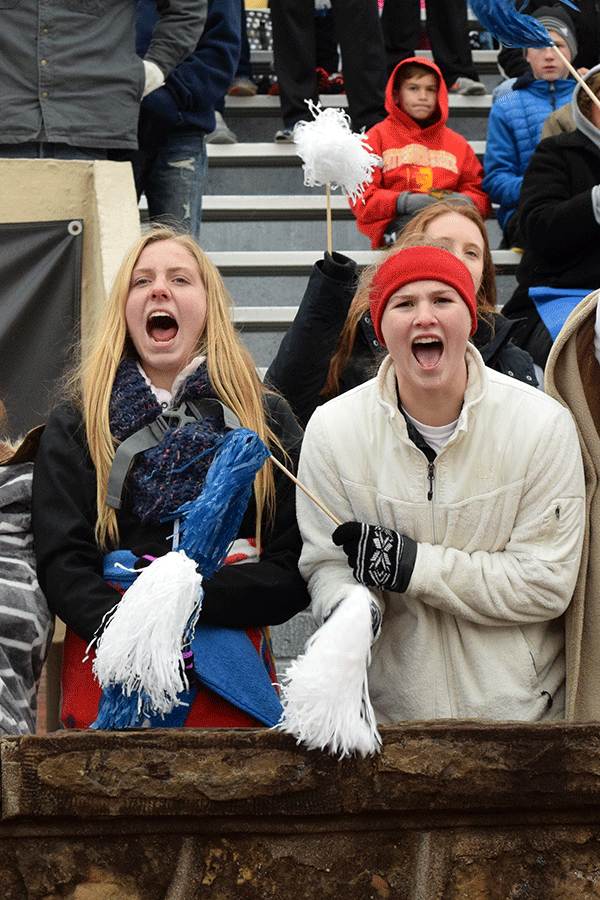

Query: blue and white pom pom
left=90, top=428, right=271, bottom=727
left=92, top=550, right=204, bottom=721
left=294, top=101, right=381, bottom=203
left=469, top=0, right=578, bottom=48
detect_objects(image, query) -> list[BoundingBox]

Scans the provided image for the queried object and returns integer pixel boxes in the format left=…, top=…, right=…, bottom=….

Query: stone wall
left=2, top=723, right=600, bottom=898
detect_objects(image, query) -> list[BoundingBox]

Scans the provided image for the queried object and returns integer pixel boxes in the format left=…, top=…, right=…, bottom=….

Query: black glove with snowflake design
left=332, top=521, right=417, bottom=594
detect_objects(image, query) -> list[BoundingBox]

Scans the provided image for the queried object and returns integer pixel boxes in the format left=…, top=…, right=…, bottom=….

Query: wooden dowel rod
left=270, top=455, right=342, bottom=526
left=326, top=184, right=333, bottom=255
left=552, top=45, right=600, bottom=112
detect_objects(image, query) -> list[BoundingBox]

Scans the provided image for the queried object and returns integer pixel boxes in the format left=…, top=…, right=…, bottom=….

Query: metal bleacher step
left=224, top=93, right=493, bottom=118
left=206, top=249, right=520, bottom=278
left=231, top=299, right=517, bottom=332
left=201, top=193, right=499, bottom=222
left=250, top=48, right=500, bottom=75
left=208, top=140, right=487, bottom=166
left=406, top=48, right=499, bottom=73
left=202, top=193, right=353, bottom=220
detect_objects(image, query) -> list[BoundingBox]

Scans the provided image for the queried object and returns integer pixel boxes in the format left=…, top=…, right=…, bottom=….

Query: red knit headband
left=369, top=246, right=478, bottom=345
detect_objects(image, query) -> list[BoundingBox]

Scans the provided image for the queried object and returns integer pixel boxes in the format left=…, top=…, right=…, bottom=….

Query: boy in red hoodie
left=352, top=57, right=491, bottom=249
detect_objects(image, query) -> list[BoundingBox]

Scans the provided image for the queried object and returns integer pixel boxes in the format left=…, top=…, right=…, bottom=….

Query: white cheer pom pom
left=92, top=550, right=203, bottom=716
left=294, top=101, right=381, bottom=203
left=277, top=584, right=382, bottom=758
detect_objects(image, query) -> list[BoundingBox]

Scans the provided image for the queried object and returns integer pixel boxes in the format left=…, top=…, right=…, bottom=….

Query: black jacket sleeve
left=32, top=406, right=124, bottom=646
left=32, top=397, right=310, bottom=645
left=264, top=252, right=359, bottom=428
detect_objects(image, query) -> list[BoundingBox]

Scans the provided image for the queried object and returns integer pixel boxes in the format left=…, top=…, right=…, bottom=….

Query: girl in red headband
left=279, top=241, right=586, bottom=758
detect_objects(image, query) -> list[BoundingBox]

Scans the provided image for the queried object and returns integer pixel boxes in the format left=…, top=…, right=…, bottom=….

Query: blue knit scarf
left=109, top=357, right=228, bottom=524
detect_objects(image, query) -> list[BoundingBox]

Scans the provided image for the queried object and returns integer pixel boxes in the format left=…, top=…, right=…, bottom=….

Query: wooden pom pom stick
left=326, top=184, right=333, bottom=255
left=551, top=45, right=600, bottom=113
left=269, top=454, right=342, bottom=526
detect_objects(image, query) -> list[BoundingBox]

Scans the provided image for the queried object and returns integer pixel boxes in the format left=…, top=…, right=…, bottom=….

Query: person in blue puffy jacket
left=483, top=6, right=577, bottom=248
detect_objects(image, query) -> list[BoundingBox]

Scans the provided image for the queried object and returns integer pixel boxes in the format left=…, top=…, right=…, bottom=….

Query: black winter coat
left=503, top=130, right=600, bottom=366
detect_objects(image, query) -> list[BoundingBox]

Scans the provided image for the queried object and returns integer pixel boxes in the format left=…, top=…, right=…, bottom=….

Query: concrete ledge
left=5, top=722, right=600, bottom=821
left=0, top=159, right=141, bottom=340
left=2, top=724, right=600, bottom=898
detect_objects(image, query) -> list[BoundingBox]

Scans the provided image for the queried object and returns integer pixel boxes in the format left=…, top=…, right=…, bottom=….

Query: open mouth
left=412, top=336, right=443, bottom=369
left=147, top=311, right=178, bottom=343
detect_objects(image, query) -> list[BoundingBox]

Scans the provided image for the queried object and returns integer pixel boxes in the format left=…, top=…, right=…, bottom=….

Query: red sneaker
left=317, top=67, right=345, bottom=94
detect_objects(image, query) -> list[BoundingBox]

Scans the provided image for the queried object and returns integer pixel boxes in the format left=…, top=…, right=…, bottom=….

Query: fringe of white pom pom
left=277, top=584, right=381, bottom=758
left=294, top=101, right=381, bottom=204
left=91, top=550, right=203, bottom=716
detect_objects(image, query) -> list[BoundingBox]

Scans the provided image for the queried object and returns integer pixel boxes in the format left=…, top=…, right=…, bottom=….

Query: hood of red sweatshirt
left=385, top=56, right=448, bottom=137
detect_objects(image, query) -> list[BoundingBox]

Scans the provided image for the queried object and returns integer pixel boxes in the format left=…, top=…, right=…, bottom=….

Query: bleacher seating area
left=144, top=7, right=511, bottom=368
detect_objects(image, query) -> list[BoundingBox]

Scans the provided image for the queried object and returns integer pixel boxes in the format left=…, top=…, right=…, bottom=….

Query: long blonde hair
left=68, top=225, right=281, bottom=551
left=321, top=200, right=495, bottom=400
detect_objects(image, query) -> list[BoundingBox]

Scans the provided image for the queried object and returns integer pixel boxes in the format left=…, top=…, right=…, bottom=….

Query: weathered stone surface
left=2, top=729, right=325, bottom=819
left=5, top=722, right=600, bottom=820
left=3, top=827, right=600, bottom=899
left=1, top=724, right=600, bottom=898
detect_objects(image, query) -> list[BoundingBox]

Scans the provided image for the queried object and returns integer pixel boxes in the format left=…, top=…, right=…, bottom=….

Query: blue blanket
left=529, top=287, right=591, bottom=341
left=95, top=551, right=283, bottom=728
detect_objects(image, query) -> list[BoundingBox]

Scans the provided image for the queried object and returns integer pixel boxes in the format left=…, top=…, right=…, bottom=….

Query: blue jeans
left=133, top=129, right=207, bottom=241
left=0, top=142, right=107, bottom=159
left=237, top=0, right=252, bottom=79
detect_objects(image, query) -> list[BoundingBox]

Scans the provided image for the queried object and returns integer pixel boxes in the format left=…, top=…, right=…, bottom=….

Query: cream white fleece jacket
left=297, top=346, right=585, bottom=724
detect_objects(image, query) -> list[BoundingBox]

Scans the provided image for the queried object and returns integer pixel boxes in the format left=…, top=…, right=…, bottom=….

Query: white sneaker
left=274, top=126, right=295, bottom=143
left=206, top=111, right=238, bottom=144
left=450, top=77, right=486, bottom=96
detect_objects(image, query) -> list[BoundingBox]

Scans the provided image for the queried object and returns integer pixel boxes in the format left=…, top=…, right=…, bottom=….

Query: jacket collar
left=513, top=71, right=574, bottom=95
left=375, top=343, right=488, bottom=440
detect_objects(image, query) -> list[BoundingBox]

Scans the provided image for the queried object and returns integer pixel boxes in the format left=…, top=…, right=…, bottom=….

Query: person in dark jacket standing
left=269, top=0, right=387, bottom=141
left=381, top=0, right=485, bottom=95
left=0, top=0, right=206, bottom=159
left=134, top=0, right=241, bottom=237
left=502, top=65, right=600, bottom=371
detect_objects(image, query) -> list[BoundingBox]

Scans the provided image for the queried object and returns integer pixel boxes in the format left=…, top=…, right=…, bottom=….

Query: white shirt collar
left=136, top=355, right=207, bottom=408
